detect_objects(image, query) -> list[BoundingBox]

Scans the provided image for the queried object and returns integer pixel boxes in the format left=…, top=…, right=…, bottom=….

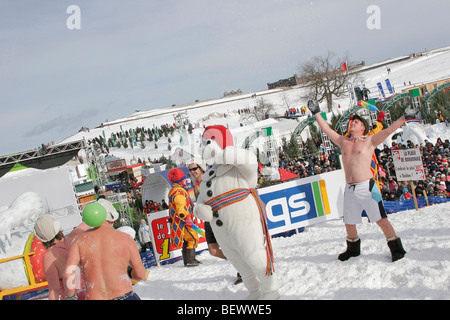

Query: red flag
left=340, top=62, right=348, bottom=73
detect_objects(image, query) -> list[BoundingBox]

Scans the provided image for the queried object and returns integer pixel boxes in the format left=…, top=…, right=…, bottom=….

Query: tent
left=171, top=146, right=199, bottom=166
left=141, top=166, right=191, bottom=205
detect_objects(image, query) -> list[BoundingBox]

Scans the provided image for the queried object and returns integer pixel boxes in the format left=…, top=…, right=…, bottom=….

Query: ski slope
left=57, top=46, right=450, bottom=165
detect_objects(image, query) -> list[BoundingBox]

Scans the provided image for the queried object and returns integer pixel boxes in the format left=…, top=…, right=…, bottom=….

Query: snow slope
left=56, top=47, right=450, bottom=166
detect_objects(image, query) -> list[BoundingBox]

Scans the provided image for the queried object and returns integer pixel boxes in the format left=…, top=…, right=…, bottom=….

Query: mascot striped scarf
left=205, top=188, right=275, bottom=276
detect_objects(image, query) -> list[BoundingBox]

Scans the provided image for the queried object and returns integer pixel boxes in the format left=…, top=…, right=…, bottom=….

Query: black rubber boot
left=338, top=238, right=361, bottom=261
left=185, top=248, right=201, bottom=267
left=387, top=237, right=406, bottom=262
left=181, top=247, right=188, bottom=267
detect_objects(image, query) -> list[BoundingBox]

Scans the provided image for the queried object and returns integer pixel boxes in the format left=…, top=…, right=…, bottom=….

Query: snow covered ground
left=134, top=202, right=450, bottom=300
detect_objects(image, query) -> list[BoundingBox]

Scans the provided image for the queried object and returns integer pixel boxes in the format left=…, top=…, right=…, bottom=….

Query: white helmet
left=186, top=157, right=207, bottom=172
left=34, top=214, right=62, bottom=242
left=97, top=198, right=119, bottom=222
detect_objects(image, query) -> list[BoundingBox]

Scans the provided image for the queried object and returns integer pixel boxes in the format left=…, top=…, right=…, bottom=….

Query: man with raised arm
left=308, top=100, right=410, bottom=262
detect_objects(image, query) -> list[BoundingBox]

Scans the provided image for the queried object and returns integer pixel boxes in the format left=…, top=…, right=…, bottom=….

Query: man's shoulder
left=109, top=228, right=135, bottom=242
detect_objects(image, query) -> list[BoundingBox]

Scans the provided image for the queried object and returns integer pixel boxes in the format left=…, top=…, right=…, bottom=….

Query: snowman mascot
left=194, top=125, right=280, bottom=300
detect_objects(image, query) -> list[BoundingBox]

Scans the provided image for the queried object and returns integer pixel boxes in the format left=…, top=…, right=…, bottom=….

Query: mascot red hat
left=168, top=168, right=186, bottom=184
left=202, top=125, right=234, bottom=150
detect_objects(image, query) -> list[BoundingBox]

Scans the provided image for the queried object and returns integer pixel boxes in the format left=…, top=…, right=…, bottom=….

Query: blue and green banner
left=258, top=170, right=345, bottom=235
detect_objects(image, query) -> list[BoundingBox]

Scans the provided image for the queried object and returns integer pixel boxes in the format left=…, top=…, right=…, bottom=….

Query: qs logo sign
left=259, top=180, right=331, bottom=230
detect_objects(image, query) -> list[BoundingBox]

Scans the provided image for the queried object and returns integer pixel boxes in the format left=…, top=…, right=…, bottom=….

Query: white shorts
left=343, top=178, right=387, bottom=224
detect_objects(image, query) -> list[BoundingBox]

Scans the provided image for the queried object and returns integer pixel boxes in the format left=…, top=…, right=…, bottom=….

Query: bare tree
left=241, top=98, right=275, bottom=122
left=298, top=51, right=356, bottom=112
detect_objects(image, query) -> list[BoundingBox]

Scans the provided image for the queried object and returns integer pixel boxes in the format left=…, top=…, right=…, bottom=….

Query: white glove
left=194, top=203, right=214, bottom=222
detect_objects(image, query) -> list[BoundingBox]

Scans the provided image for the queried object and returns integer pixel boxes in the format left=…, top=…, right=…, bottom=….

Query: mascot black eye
left=206, top=140, right=211, bottom=145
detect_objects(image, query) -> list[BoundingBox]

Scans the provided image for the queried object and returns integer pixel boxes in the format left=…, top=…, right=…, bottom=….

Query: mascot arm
left=193, top=203, right=214, bottom=222
left=193, top=189, right=214, bottom=222
left=223, top=146, right=258, bottom=182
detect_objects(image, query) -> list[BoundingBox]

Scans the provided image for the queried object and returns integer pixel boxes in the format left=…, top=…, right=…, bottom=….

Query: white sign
left=391, top=148, right=426, bottom=181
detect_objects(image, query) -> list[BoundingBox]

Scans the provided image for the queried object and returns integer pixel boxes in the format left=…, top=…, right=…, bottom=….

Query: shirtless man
left=309, top=100, right=409, bottom=262
left=34, top=214, right=90, bottom=300
left=64, top=217, right=149, bottom=300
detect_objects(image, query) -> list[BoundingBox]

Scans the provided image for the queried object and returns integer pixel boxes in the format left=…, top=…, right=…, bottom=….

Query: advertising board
left=147, top=169, right=345, bottom=264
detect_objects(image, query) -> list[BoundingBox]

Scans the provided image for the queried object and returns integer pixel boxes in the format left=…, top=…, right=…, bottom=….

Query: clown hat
left=168, top=168, right=186, bottom=184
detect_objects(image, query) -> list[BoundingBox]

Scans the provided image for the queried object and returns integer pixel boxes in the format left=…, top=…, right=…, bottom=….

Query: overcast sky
left=1, top=0, right=449, bottom=155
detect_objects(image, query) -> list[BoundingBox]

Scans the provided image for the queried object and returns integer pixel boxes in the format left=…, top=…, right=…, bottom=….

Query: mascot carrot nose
left=201, top=125, right=234, bottom=165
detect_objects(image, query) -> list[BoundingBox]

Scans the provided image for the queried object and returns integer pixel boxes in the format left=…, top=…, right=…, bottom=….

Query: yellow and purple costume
left=168, top=186, right=199, bottom=250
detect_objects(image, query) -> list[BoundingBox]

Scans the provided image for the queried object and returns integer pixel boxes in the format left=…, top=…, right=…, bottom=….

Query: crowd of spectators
left=277, top=137, right=450, bottom=201
left=143, top=199, right=168, bottom=214
left=278, top=147, right=341, bottom=179
left=377, top=138, right=450, bottom=200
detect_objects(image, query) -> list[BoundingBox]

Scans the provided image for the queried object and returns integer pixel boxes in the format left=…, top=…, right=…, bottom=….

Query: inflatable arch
left=422, top=82, right=450, bottom=106
left=242, top=117, right=319, bottom=149
left=141, top=166, right=192, bottom=205
left=242, top=131, right=262, bottom=149
left=291, top=116, right=317, bottom=139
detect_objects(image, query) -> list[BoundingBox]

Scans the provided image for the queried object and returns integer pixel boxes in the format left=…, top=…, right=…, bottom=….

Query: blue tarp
left=383, top=196, right=450, bottom=214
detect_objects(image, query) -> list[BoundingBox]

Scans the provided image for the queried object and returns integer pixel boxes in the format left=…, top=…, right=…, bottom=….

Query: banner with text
left=146, top=210, right=207, bottom=264
left=391, top=148, right=426, bottom=181
left=147, top=170, right=346, bottom=263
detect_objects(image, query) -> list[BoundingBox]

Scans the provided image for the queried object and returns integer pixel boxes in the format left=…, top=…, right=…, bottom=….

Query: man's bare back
left=43, top=241, right=69, bottom=299
left=65, top=223, right=147, bottom=300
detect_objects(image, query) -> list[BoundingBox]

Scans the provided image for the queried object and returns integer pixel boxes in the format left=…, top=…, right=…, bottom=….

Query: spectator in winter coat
left=414, top=182, right=426, bottom=197
left=391, top=184, right=403, bottom=200
left=400, top=187, right=412, bottom=201
left=388, top=176, right=398, bottom=191
left=138, top=219, right=153, bottom=251
left=388, top=190, right=400, bottom=201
